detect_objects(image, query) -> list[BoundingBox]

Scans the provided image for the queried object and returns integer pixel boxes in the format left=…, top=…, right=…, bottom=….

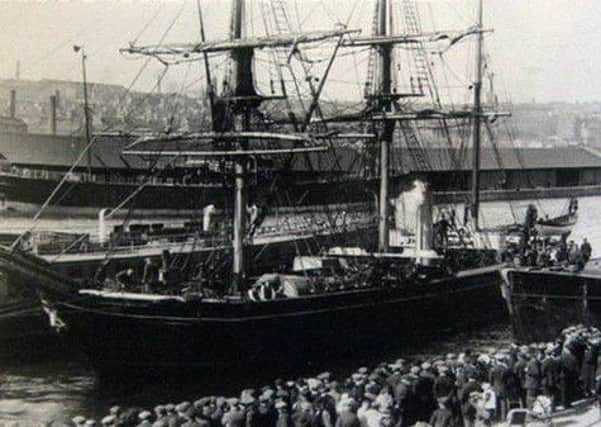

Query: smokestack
left=98, top=208, right=109, bottom=244
left=15, top=61, right=20, bottom=80
left=414, top=180, right=433, bottom=264
left=54, top=89, right=60, bottom=110
left=9, top=89, right=16, bottom=118
left=50, top=95, right=57, bottom=134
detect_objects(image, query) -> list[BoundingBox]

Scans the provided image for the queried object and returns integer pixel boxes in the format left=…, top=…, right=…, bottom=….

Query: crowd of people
left=504, top=235, right=592, bottom=271
left=68, top=325, right=601, bottom=427
left=500, top=200, right=591, bottom=271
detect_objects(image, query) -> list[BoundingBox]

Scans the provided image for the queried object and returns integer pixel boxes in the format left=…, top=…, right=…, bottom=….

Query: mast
left=375, top=0, right=394, bottom=252
left=229, top=0, right=255, bottom=293
left=197, top=0, right=215, bottom=129
left=470, top=0, right=483, bottom=230
left=80, top=47, right=92, bottom=175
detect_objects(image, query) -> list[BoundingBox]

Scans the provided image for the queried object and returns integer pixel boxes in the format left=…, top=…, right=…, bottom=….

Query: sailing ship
left=0, top=0, right=508, bottom=370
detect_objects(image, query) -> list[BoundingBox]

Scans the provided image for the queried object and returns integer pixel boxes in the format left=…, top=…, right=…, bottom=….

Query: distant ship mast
left=471, top=0, right=484, bottom=230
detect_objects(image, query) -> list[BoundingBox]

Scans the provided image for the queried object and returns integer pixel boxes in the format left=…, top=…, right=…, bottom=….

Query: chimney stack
left=50, top=95, right=57, bottom=134
left=9, top=89, right=16, bottom=118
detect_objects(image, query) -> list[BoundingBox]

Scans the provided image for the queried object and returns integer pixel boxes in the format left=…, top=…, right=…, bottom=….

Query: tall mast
left=375, top=0, right=394, bottom=252
left=229, top=0, right=255, bottom=293
left=197, top=0, right=215, bottom=129
left=470, top=0, right=483, bottom=230
left=75, top=45, right=92, bottom=175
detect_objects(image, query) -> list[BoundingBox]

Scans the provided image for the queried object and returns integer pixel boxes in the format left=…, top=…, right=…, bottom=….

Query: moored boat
left=500, top=261, right=601, bottom=342
left=0, top=244, right=504, bottom=371
left=534, top=198, right=578, bottom=238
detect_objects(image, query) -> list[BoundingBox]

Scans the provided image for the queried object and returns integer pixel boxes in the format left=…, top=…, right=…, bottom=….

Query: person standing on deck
left=142, top=257, right=159, bottom=293
left=581, top=238, right=592, bottom=263
left=115, top=268, right=138, bottom=291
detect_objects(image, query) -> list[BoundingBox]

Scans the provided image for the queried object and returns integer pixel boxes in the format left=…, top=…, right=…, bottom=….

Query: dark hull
left=0, top=263, right=56, bottom=343
left=500, top=268, right=601, bottom=342
left=0, top=173, right=395, bottom=217
left=34, top=265, right=504, bottom=373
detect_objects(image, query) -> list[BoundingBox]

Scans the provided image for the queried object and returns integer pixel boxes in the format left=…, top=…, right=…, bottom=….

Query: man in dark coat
left=581, top=238, right=592, bottom=263
left=541, top=348, right=561, bottom=412
left=489, top=357, right=509, bottom=420
left=581, top=340, right=600, bottom=396
left=428, top=399, right=453, bottom=427
left=254, top=398, right=277, bottom=427
left=413, top=365, right=436, bottom=421
left=524, top=350, right=542, bottom=408
left=433, top=369, right=455, bottom=401
left=560, top=346, right=580, bottom=408
left=513, top=352, right=528, bottom=407
left=459, top=377, right=482, bottom=427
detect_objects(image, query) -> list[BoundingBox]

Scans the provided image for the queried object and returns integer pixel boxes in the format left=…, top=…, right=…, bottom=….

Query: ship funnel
left=414, top=179, right=433, bottom=255
left=98, top=208, right=109, bottom=244
left=393, top=179, right=429, bottom=234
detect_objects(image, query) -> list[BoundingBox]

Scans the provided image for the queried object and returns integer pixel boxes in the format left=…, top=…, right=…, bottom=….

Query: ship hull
left=0, top=173, right=390, bottom=218
left=500, top=267, right=601, bottom=342
left=55, top=268, right=504, bottom=372
left=33, top=264, right=504, bottom=373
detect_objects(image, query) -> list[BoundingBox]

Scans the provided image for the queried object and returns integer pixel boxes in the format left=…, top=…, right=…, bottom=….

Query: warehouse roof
left=290, top=145, right=601, bottom=173
left=397, top=146, right=601, bottom=172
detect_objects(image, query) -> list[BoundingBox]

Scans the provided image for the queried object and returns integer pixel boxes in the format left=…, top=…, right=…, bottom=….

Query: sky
left=1, top=0, right=601, bottom=104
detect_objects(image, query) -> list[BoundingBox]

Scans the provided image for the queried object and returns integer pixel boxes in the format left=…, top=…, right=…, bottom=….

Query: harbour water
left=1, top=195, right=600, bottom=424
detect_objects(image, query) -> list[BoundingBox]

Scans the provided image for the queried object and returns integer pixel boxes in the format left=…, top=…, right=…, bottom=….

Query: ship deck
left=507, top=258, right=601, bottom=280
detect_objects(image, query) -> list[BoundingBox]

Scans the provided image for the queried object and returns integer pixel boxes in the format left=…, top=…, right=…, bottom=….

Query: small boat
left=534, top=198, right=578, bottom=237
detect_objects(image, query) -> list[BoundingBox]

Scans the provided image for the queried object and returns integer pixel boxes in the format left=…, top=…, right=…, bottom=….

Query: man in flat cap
left=72, top=416, right=86, bottom=427
left=137, top=411, right=153, bottom=427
